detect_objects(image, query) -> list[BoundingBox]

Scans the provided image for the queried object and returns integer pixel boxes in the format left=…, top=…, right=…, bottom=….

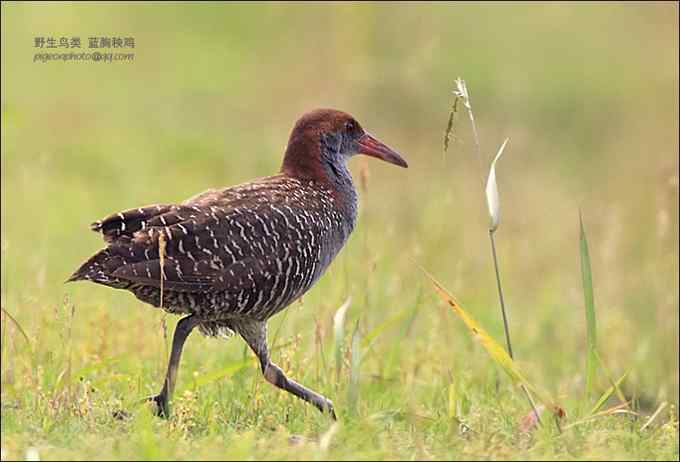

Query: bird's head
left=281, top=109, right=408, bottom=179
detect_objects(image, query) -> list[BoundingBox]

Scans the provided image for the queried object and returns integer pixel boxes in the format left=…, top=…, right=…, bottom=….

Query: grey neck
left=319, top=134, right=358, bottom=236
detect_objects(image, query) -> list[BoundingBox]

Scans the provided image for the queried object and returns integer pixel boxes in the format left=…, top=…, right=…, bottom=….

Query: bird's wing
left=76, top=176, right=323, bottom=296
left=92, top=204, right=184, bottom=243
left=80, top=198, right=290, bottom=293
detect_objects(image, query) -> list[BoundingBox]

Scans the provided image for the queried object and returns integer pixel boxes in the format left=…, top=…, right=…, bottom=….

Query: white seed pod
left=486, top=138, right=509, bottom=232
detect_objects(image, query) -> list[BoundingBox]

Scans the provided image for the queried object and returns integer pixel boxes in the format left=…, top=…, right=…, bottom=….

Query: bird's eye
left=345, top=120, right=356, bottom=132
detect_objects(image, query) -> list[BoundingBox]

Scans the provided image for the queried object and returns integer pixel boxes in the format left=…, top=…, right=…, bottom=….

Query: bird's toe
left=142, top=394, right=170, bottom=418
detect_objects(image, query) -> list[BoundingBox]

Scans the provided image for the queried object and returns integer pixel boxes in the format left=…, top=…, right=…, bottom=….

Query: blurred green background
left=1, top=2, right=678, bottom=459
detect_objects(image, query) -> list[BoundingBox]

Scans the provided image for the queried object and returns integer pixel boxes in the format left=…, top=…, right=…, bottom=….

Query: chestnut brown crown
left=281, top=108, right=407, bottom=180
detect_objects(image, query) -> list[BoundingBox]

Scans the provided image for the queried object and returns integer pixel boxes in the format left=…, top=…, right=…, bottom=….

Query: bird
left=68, top=108, right=408, bottom=419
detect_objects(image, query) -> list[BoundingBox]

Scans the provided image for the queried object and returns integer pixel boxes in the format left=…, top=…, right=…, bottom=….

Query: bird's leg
left=237, top=320, right=336, bottom=420
left=145, top=314, right=199, bottom=418
left=262, top=362, right=337, bottom=419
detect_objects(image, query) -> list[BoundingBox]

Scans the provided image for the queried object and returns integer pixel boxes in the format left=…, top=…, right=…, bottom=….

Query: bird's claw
left=322, top=399, right=337, bottom=420
left=141, top=394, right=170, bottom=418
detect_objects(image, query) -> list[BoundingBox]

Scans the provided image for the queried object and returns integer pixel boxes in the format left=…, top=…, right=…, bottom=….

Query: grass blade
left=580, top=212, right=598, bottom=401
left=640, top=401, right=668, bottom=431
left=448, top=382, right=457, bottom=419
left=590, top=370, right=629, bottom=415
left=361, top=305, right=413, bottom=352
left=333, top=297, right=351, bottom=383
left=420, top=267, right=563, bottom=417
left=564, top=402, right=637, bottom=430
left=593, top=349, right=629, bottom=410
left=348, top=319, right=361, bottom=411
left=1, top=307, right=31, bottom=348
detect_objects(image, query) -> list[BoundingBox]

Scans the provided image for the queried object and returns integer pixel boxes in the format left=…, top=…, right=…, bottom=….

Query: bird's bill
left=356, top=133, right=408, bottom=168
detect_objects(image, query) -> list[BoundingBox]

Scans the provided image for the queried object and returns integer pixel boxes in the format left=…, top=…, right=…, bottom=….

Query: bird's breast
left=215, top=181, right=356, bottom=319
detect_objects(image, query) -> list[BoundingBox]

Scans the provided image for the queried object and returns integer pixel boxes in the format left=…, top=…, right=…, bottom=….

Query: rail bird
left=68, top=108, right=408, bottom=419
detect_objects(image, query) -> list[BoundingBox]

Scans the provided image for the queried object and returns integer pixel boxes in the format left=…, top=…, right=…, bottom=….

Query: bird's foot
left=141, top=393, right=170, bottom=418
left=111, top=409, right=132, bottom=421
left=321, top=399, right=337, bottom=420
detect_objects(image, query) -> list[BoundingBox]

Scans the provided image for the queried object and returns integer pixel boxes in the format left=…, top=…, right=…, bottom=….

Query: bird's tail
left=66, top=248, right=128, bottom=288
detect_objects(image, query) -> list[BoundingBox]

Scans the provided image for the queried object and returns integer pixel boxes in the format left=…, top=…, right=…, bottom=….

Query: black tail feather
left=93, top=204, right=174, bottom=243
left=66, top=248, right=128, bottom=288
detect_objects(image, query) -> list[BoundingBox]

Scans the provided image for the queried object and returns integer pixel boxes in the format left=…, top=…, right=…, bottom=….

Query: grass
left=580, top=212, right=599, bottom=404
left=2, top=2, right=679, bottom=460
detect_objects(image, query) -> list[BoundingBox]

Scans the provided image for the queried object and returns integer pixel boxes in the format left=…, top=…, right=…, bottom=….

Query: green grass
left=2, top=2, right=679, bottom=460
left=580, top=212, right=599, bottom=404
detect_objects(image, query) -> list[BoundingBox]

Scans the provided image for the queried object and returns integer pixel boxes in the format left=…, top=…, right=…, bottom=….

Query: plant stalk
left=489, top=229, right=513, bottom=359
left=490, top=230, right=547, bottom=428
left=453, top=77, right=558, bottom=431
